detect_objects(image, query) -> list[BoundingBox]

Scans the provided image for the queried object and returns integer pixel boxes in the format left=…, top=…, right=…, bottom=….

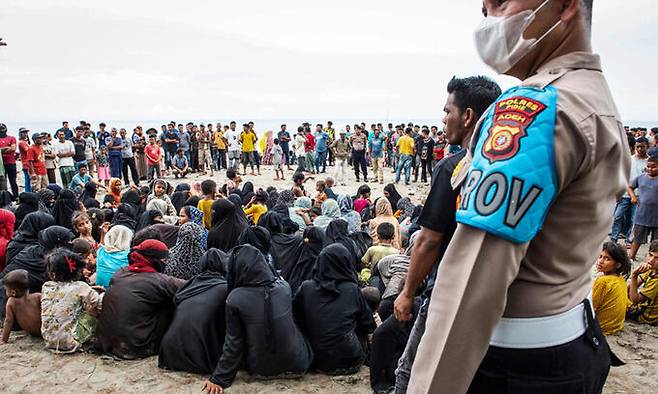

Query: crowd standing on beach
left=0, top=74, right=656, bottom=393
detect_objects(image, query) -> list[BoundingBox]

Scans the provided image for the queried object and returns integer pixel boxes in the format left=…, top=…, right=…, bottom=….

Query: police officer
left=409, top=1, right=629, bottom=393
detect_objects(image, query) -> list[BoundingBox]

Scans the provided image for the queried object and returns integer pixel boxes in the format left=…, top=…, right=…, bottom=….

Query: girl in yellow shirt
left=592, top=242, right=631, bottom=335
left=243, top=190, right=269, bottom=225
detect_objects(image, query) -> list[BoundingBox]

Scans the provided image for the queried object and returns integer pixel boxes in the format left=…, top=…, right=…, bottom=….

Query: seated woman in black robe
left=5, top=211, right=55, bottom=263
left=281, top=226, right=324, bottom=293
left=202, top=245, right=313, bottom=393
left=294, top=244, right=376, bottom=375
left=159, top=248, right=230, bottom=374
left=257, top=211, right=303, bottom=272
left=95, top=239, right=185, bottom=359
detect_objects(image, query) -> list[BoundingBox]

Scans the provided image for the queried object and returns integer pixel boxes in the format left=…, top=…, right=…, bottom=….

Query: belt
left=490, top=297, right=593, bottom=349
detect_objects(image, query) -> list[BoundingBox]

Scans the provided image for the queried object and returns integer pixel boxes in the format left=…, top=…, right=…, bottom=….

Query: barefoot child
left=627, top=239, right=658, bottom=326
left=2, top=270, right=42, bottom=344
left=41, top=248, right=104, bottom=353
left=272, top=139, right=285, bottom=180
left=97, top=145, right=110, bottom=188
left=314, top=180, right=328, bottom=208
left=592, top=242, right=631, bottom=335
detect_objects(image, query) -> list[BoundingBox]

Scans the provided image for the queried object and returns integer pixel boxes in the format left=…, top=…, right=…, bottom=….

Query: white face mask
left=474, top=0, right=562, bottom=74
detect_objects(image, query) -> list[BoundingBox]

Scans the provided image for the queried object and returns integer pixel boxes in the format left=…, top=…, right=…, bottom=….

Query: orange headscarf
left=108, top=178, right=123, bottom=207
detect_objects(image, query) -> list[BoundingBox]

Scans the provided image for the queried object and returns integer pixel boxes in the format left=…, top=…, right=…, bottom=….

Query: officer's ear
left=558, top=0, right=582, bottom=24
left=462, top=107, right=477, bottom=130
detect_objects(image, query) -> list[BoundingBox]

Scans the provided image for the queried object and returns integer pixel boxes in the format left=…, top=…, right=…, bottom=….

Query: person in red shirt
left=26, top=133, right=48, bottom=191
left=0, top=123, right=18, bottom=199
left=304, top=130, right=316, bottom=175
left=27, top=133, right=48, bottom=191
left=17, top=128, right=31, bottom=193
left=144, top=135, right=161, bottom=181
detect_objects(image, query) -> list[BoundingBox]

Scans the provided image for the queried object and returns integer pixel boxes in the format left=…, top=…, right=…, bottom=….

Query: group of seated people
left=0, top=174, right=430, bottom=392
left=0, top=171, right=656, bottom=392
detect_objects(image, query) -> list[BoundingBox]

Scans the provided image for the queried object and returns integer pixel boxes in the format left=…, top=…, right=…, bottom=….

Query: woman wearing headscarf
left=240, top=181, right=255, bottom=205
left=202, top=245, right=312, bottom=393
left=368, top=198, right=401, bottom=249
left=6, top=211, right=55, bottom=263
left=238, top=226, right=271, bottom=258
left=289, top=196, right=312, bottom=233
left=227, top=194, right=249, bottom=222
left=0, top=191, right=13, bottom=210
left=179, top=205, right=208, bottom=249
left=383, top=183, right=402, bottom=215
left=294, top=244, right=376, bottom=375
left=184, top=195, right=201, bottom=209
left=282, top=226, right=325, bottom=294
left=47, top=183, right=62, bottom=199
left=337, top=194, right=362, bottom=234
left=313, top=199, right=341, bottom=230
left=207, top=198, right=248, bottom=253
left=96, top=224, right=133, bottom=288
left=171, top=183, right=191, bottom=214
left=79, top=182, right=100, bottom=209
left=159, top=249, right=230, bottom=374
left=37, top=188, right=56, bottom=213
left=96, top=239, right=185, bottom=359
left=191, top=180, right=203, bottom=197
left=107, top=178, right=123, bottom=208
left=152, top=224, right=180, bottom=249
left=136, top=210, right=164, bottom=231
left=53, top=189, right=80, bottom=230
left=13, top=192, right=39, bottom=231
left=396, top=197, right=415, bottom=222
left=257, top=212, right=303, bottom=272
left=266, top=188, right=279, bottom=210
left=165, top=222, right=206, bottom=280
left=111, top=203, right=137, bottom=231
left=325, top=219, right=361, bottom=272
left=0, top=209, right=16, bottom=271
left=271, top=190, right=300, bottom=234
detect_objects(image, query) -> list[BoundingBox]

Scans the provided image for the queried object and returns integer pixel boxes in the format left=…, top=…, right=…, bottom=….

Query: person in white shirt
left=51, top=130, right=76, bottom=188
left=225, top=121, right=241, bottom=170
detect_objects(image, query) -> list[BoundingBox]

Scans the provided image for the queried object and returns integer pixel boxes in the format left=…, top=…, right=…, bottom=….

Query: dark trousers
left=420, top=158, right=433, bottom=183
left=109, top=155, right=123, bottom=179
left=216, top=149, right=227, bottom=170
left=352, top=150, right=368, bottom=181
left=282, top=148, right=291, bottom=166
left=4, top=163, right=18, bottom=199
left=147, top=164, right=160, bottom=181
left=468, top=301, right=614, bottom=394
left=122, top=157, right=140, bottom=185
left=47, top=168, right=57, bottom=185
left=190, top=148, right=199, bottom=171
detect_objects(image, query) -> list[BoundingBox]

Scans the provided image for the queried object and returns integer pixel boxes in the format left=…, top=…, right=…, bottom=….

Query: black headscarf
left=0, top=191, right=13, bottom=209
left=324, top=219, right=361, bottom=272
left=207, top=198, right=248, bottom=253
left=257, top=211, right=303, bottom=271
left=241, top=182, right=255, bottom=205
left=5, top=211, right=55, bottom=263
left=199, top=248, right=230, bottom=275
left=227, top=194, right=249, bottom=222
left=282, top=226, right=325, bottom=294
left=37, top=188, right=56, bottom=213
left=111, top=203, right=138, bottom=231
left=173, top=248, right=230, bottom=305
left=14, top=192, right=39, bottom=231
left=384, top=183, right=402, bottom=214
left=238, top=226, right=271, bottom=256
left=79, top=182, right=100, bottom=209
left=136, top=209, right=163, bottom=231
left=152, top=224, right=180, bottom=249
left=52, top=189, right=78, bottom=230
left=47, top=184, right=62, bottom=199
left=171, top=183, right=191, bottom=215
left=184, top=195, right=201, bottom=208
left=312, top=243, right=358, bottom=295
left=266, top=190, right=279, bottom=210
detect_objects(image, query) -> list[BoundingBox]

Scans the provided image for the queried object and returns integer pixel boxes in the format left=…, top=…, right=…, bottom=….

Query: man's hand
left=202, top=379, right=223, bottom=394
left=394, top=291, right=414, bottom=321
left=630, top=195, right=638, bottom=204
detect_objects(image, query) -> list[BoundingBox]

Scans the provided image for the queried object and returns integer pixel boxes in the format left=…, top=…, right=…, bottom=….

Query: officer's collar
left=536, top=51, right=602, bottom=76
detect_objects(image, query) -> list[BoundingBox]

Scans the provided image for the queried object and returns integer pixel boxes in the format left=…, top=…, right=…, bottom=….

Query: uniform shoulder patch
left=456, top=86, right=558, bottom=244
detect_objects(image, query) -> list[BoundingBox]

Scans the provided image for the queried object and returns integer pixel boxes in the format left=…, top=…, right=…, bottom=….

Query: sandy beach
left=2, top=164, right=657, bottom=393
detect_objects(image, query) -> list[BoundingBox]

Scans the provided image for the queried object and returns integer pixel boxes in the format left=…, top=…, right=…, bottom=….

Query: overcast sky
left=1, top=0, right=656, bottom=124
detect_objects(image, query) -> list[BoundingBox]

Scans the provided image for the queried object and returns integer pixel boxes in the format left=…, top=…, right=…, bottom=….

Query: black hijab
left=184, top=195, right=201, bottom=208
left=5, top=211, right=55, bottom=263
left=282, top=226, right=325, bottom=294
left=324, top=219, right=361, bottom=272
left=256, top=211, right=303, bottom=271
left=266, top=190, right=279, bottom=210
left=238, top=226, right=271, bottom=256
left=136, top=209, right=164, bottom=231
left=241, top=182, right=255, bottom=205
left=111, top=203, right=138, bottom=231
left=173, top=248, right=230, bottom=305
left=52, top=189, right=78, bottom=230
left=79, top=182, right=100, bottom=208
left=14, top=192, right=39, bottom=231
left=384, top=183, right=402, bottom=214
left=171, top=183, right=191, bottom=215
left=37, top=188, right=56, bottom=213
left=207, top=198, right=248, bottom=253
left=227, top=194, right=249, bottom=222
left=0, top=190, right=13, bottom=209
left=312, top=243, right=358, bottom=295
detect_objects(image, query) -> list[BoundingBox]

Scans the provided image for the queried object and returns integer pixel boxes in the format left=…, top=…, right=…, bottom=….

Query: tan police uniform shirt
left=408, top=52, right=631, bottom=393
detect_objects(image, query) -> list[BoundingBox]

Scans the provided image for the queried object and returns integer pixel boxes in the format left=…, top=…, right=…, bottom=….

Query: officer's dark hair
left=601, top=241, right=631, bottom=279
left=447, top=76, right=502, bottom=120
left=582, top=0, right=593, bottom=29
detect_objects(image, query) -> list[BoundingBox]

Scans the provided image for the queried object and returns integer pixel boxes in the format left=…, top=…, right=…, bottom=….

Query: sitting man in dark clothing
left=159, top=248, right=230, bottom=374
left=294, top=244, right=376, bottom=375
left=202, top=245, right=313, bottom=393
left=96, top=239, right=185, bottom=359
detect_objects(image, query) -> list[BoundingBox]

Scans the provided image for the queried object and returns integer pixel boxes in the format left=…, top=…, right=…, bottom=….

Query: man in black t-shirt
left=392, top=76, right=501, bottom=392
left=277, top=124, right=292, bottom=170
left=72, top=126, right=88, bottom=168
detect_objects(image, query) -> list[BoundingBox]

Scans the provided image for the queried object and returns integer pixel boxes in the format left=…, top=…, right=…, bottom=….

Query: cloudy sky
left=1, top=0, right=656, bottom=125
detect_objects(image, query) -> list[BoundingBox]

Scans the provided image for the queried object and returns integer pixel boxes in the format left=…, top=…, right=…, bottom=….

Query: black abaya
left=281, top=226, right=325, bottom=293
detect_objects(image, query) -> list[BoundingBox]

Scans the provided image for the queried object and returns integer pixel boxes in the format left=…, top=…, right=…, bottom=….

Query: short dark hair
left=361, top=286, right=380, bottom=312
left=293, top=172, right=305, bottom=183
left=376, top=222, right=395, bottom=241
left=601, top=241, right=631, bottom=278
left=636, top=137, right=649, bottom=145
left=648, top=156, right=658, bottom=165
left=226, top=168, right=237, bottom=180
left=201, top=179, right=217, bottom=195
left=650, top=239, right=658, bottom=254
left=254, top=190, right=269, bottom=203
left=447, top=76, right=502, bottom=120
left=357, top=184, right=371, bottom=197
left=582, top=0, right=593, bottom=28
left=4, top=269, right=30, bottom=296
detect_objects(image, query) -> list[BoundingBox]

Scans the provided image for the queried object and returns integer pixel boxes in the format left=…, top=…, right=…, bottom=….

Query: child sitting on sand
left=362, top=223, right=400, bottom=270
left=244, top=190, right=269, bottom=225
left=41, top=248, right=104, bottom=353
left=592, top=242, right=631, bottom=335
left=2, top=269, right=42, bottom=344
left=198, top=179, right=217, bottom=229
left=324, top=176, right=337, bottom=200
left=353, top=184, right=371, bottom=214
left=627, top=239, right=658, bottom=326
left=314, top=180, right=328, bottom=208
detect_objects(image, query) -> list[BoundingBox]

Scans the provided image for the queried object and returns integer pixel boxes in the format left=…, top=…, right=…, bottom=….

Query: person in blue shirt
left=57, top=121, right=74, bottom=140
left=368, top=128, right=386, bottom=184
left=69, top=163, right=107, bottom=195
left=107, top=128, right=124, bottom=179
left=314, top=124, right=330, bottom=174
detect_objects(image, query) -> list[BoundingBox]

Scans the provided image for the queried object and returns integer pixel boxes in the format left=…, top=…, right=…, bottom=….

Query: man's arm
left=394, top=227, right=444, bottom=320
left=627, top=185, right=638, bottom=204
left=408, top=225, right=526, bottom=393
left=629, top=263, right=650, bottom=304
